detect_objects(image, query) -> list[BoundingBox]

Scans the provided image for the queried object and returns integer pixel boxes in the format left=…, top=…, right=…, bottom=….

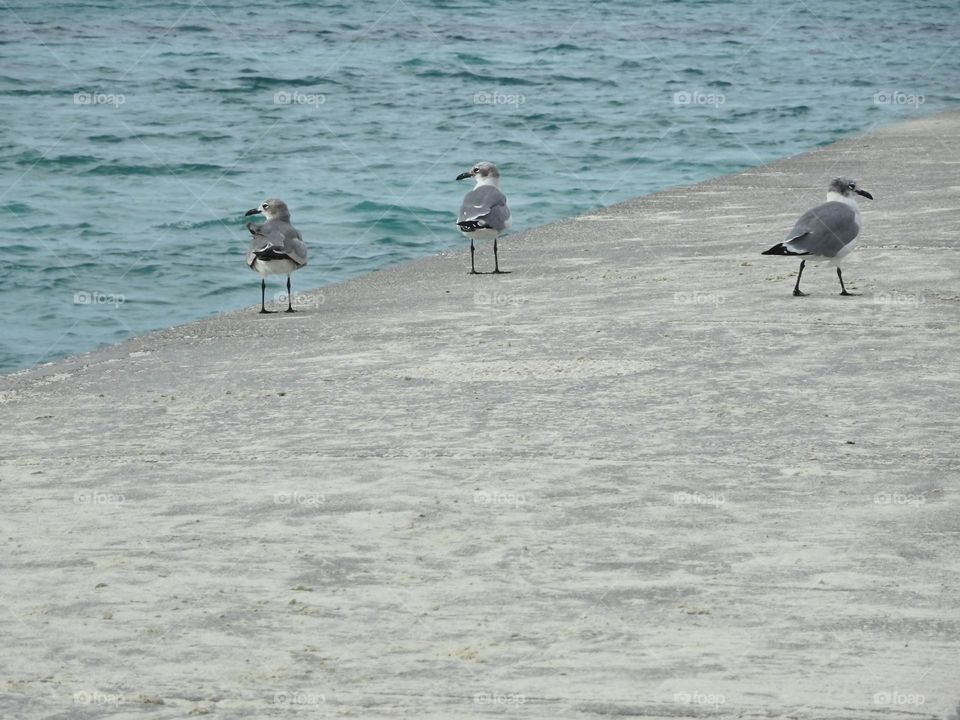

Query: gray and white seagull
left=456, top=161, right=511, bottom=274
left=244, top=198, right=308, bottom=313
left=762, top=177, right=873, bottom=296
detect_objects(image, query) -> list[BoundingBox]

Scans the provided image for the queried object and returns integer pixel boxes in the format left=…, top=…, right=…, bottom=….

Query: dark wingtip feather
left=457, top=220, right=487, bottom=232
left=253, top=247, right=293, bottom=262
left=762, top=243, right=807, bottom=256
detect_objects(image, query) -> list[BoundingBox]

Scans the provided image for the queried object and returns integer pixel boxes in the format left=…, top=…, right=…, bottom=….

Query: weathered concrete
left=1, top=110, right=958, bottom=719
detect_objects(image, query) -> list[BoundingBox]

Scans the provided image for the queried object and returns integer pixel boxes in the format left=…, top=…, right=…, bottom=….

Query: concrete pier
left=2, top=111, right=958, bottom=719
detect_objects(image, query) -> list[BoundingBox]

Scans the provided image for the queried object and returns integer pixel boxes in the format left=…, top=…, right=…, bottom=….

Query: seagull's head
left=829, top=178, right=873, bottom=201
left=456, top=161, right=501, bottom=186
left=245, top=198, right=291, bottom=221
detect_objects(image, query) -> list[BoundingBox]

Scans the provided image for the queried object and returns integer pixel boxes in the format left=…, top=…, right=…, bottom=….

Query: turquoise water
left=1, top=1, right=957, bottom=374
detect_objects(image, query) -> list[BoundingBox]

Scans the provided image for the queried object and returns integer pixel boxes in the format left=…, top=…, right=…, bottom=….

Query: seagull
left=762, top=177, right=873, bottom=296
left=244, top=198, right=308, bottom=313
left=456, top=162, right=511, bottom=274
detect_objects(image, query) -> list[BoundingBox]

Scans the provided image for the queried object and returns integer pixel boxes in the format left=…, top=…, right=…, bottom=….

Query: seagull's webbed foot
left=259, top=308, right=277, bottom=314
left=835, top=268, right=857, bottom=296
left=792, top=289, right=807, bottom=297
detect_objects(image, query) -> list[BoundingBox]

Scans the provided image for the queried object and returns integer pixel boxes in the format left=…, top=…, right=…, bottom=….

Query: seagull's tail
left=762, top=242, right=807, bottom=256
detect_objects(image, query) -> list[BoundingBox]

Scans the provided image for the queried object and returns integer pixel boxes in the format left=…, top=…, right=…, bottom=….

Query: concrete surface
left=1, top=110, right=959, bottom=719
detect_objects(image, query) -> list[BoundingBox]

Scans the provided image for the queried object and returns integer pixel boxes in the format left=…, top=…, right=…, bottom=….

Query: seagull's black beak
left=456, top=171, right=472, bottom=181
left=855, top=189, right=874, bottom=200
left=244, top=207, right=262, bottom=216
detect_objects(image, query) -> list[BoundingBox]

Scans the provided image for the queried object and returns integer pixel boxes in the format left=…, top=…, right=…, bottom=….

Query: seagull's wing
left=285, top=232, right=308, bottom=267
left=783, top=201, right=859, bottom=257
left=247, top=220, right=307, bottom=266
left=458, top=186, right=511, bottom=232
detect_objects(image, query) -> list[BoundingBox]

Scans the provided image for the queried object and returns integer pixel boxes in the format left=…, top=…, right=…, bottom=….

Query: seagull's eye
left=263, top=203, right=270, bottom=208
left=848, top=183, right=855, bottom=189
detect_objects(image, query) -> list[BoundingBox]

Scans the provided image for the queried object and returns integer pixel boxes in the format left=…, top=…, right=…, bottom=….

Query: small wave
left=0, top=89, right=69, bottom=97
left=348, top=200, right=400, bottom=214
left=349, top=200, right=449, bottom=222
left=15, top=152, right=99, bottom=168
left=229, top=74, right=339, bottom=91
left=615, top=156, right=658, bottom=166
left=122, top=263, right=166, bottom=276
left=158, top=50, right=225, bottom=58
left=373, top=235, right=430, bottom=248
left=455, top=53, right=489, bottom=65
left=533, top=43, right=585, bottom=53
left=157, top=216, right=241, bottom=231
left=547, top=74, right=618, bottom=87
left=414, top=69, right=479, bottom=81
left=415, top=69, right=538, bottom=87
left=2, top=202, right=36, bottom=215
left=86, top=162, right=238, bottom=176
left=87, top=134, right=128, bottom=143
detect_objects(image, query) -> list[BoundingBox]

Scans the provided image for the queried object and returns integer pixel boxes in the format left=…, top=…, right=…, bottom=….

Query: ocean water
left=0, top=1, right=957, bottom=374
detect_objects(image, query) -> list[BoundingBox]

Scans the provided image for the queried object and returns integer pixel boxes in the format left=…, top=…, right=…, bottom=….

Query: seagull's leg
left=285, top=275, right=295, bottom=312
left=792, top=260, right=807, bottom=296
left=491, top=237, right=510, bottom=274
left=837, top=267, right=852, bottom=296
left=259, top=278, right=275, bottom=314
left=470, top=238, right=477, bottom=274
